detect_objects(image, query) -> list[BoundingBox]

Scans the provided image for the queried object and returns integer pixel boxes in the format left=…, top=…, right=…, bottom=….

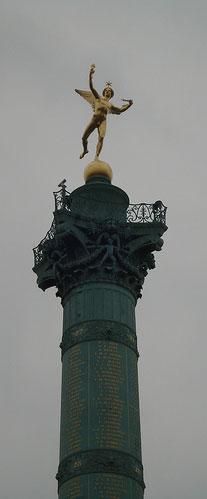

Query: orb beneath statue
left=84, top=160, right=113, bottom=183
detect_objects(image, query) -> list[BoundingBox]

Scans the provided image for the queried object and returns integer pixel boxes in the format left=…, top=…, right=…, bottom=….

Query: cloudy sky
left=1, top=1, right=207, bottom=498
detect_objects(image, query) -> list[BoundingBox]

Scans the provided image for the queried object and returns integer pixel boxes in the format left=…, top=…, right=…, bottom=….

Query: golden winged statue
left=75, top=64, right=133, bottom=161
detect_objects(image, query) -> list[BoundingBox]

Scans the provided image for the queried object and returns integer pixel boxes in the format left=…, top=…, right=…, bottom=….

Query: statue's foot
left=80, top=150, right=88, bottom=159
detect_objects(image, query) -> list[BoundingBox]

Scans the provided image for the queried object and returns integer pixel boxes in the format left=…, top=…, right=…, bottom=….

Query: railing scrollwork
left=33, top=220, right=56, bottom=266
left=54, top=187, right=71, bottom=212
left=127, top=200, right=167, bottom=224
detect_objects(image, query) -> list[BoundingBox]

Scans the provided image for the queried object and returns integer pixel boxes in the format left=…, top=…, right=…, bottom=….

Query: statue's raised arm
left=75, top=64, right=133, bottom=161
left=89, top=64, right=99, bottom=100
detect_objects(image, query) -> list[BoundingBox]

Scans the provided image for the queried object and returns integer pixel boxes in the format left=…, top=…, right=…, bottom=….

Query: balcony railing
left=53, top=187, right=167, bottom=224
left=33, top=220, right=56, bottom=266
left=127, top=201, right=167, bottom=224
left=54, top=187, right=71, bottom=211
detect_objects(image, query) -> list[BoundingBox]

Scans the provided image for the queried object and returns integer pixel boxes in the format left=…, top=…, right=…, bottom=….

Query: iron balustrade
left=54, top=188, right=71, bottom=211
left=33, top=220, right=56, bottom=266
left=127, top=201, right=167, bottom=224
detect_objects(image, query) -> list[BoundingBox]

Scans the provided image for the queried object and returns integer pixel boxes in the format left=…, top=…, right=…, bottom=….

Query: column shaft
left=57, top=283, right=145, bottom=498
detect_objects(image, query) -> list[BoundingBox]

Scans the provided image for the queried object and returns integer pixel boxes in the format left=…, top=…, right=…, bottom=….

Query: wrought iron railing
left=126, top=201, right=167, bottom=224
left=33, top=220, right=56, bottom=266
left=54, top=187, right=71, bottom=211
left=53, top=187, right=166, bottom=224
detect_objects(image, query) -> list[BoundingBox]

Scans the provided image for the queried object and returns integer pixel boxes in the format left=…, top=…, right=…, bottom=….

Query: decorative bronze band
left=56, top=449, right=145, bottom=491
left=60, top=320, right=139, bottom=357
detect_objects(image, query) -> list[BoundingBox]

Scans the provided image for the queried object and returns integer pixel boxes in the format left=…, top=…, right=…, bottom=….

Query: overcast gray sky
left=0, top=1, right=207, bottom=498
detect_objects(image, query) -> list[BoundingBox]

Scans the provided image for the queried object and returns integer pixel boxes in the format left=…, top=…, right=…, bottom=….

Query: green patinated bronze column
left=33, top=168, right=167, bottom=498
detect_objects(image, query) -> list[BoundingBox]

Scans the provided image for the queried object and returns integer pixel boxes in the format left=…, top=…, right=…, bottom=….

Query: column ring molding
left=56, top=449, right=145, bottom=491
left=60, top=320, right=139, bottom=358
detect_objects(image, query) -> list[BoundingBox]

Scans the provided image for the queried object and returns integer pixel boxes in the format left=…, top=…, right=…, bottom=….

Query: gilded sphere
left=84, top=161, right=113, bottom=182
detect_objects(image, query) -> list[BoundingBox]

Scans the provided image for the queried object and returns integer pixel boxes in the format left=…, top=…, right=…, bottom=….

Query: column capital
left=33, top=181, right=167, bottom=302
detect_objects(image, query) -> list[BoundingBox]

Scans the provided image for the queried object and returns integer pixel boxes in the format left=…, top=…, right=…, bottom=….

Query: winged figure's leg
left=95, top=119, right=106, bottom=160
left=80, top=118, right=97, bottom=159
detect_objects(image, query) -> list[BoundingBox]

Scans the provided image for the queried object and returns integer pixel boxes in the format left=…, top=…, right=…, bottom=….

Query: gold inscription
left=91, top=341, right=127, bottom=450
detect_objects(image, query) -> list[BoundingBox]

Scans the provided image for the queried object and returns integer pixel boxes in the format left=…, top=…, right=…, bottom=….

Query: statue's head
left=102, top=86, right=114, bottom=99
left=105, top=218, right=117, bottom=232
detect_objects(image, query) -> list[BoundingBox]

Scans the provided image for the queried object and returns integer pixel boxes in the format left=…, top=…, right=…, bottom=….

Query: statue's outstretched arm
left=111, top=100, right=133, bottom=115
left=89, top=64, right=99, bottom=100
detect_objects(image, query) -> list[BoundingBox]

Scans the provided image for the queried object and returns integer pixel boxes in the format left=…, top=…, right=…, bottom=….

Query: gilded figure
left=75, top=64, right=133, bottom=160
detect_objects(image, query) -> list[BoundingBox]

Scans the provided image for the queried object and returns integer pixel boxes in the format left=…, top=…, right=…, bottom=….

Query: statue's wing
left=75, top=89, right=96, bottom=111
